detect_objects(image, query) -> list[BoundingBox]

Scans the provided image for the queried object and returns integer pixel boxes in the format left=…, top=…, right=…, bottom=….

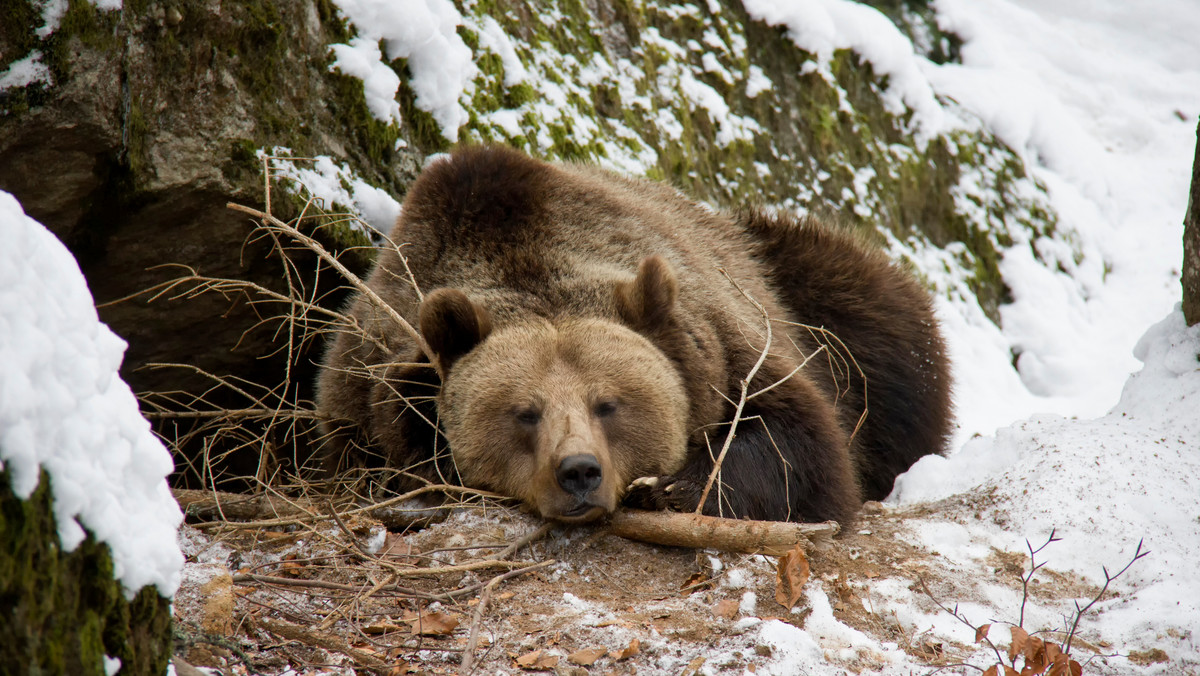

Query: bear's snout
left=556, top=453, right=603, bottom=498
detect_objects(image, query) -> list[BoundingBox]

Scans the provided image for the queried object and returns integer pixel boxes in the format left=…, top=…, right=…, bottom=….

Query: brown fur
left=316, top=145, right=952, bottom=525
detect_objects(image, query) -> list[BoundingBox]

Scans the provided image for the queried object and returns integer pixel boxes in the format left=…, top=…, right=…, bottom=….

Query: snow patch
left=0, top=190, right=183, bottom=599
left=330, top=0, right=476, bottom=140
left=263, top=149, right=402, bottom=236
left=0, top=51, right=53, bottom=91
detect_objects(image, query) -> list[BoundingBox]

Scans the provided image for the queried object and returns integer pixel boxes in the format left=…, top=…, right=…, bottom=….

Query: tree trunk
left=1184, top=120, right=1200, bottom=326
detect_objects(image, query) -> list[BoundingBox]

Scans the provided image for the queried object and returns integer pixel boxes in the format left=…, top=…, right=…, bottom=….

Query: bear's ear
left=419, top=288, right=493, bottom=372
left=615, top=255, right=678, bottom=331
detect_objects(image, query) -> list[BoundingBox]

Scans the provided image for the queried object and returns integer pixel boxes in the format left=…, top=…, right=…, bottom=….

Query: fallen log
left=606, top=509, right=838, bottom=554
left=172, top=488, right=838, bottom=554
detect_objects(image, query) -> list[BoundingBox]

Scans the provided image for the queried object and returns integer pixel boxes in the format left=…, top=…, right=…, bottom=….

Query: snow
left=725, top=0, right=1200, bottom=673
left=0, top=191, right=183, bottom=600
left=328, top=38, right=403, bottom=126
left=743, top=0, right=1199, bottom=443
left=329, top=0, right=476, bottom=141
left=262, top=149, right=402, bottom=237
left=0, top=51, right=53, bottom=91
left=0, top=0, right=115, bottom=89
left=743, top=0, right=946, bottom=140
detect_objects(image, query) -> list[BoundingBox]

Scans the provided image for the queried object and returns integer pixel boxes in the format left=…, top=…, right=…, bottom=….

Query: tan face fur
left=437, top=318, right=689, bottom=522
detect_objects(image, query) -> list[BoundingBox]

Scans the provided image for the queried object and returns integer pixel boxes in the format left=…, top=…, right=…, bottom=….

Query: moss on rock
left=0, top=469, right=172, bottom=676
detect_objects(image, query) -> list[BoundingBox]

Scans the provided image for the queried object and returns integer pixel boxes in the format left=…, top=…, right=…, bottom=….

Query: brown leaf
left=714, top=599, right=740, bottom=620
left=514, top=649, right=559, bottom=670
left=1003, top=667, right=1020, bottom=676
left=408, top=612, right=459, bottom=636
left=567, top=647, right=606, bottom=666
left=976, top=623, right=992, bottom=643
left=609, top=638, right=640, bottom=661
left=983, top=667, right=998, bottom=676
left=774, top=543, right=811, bottom=609
left=682, top=656, right=706, bottom=676
left=1009, top=626, right=1030, bottom=662
left=1025, top=635, right=1046, bottom=666
left=1045, top=643, right=1063, bottom=666
left=682, top=572, right=710, bottom=592
left=1069, top=660, right=1082, bottom=676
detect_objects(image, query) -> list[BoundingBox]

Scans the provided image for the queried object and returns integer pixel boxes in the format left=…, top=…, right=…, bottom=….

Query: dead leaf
left=379, top=534, right=415, bottom=562
left=1009, top=626, right=1029, bottom=662
left=1047, top=655, right=1083, bottom=676
left=407, top=612, right=459, bottom=636
left=975, top=624, right=992, bottom=643
left=1003, top=667, right=1020, bottom=676
left=682, top=656, right=706, bottom=676
left=514, top=649, right=559, bottom=670
left=983, top=667, right=998, bottom=676
left=567, top=648, right=606, bottom=666
left=1024, top=635, right=1046, bottom=666
left=714, top=599, right=739, bottom=619
left=681, top=572, right=710, bottom=592
left=497, top=591, right=515, bottom=600
left=774, top=543, right=811, bottom=609
left=609, top=638, right=640, bottom=661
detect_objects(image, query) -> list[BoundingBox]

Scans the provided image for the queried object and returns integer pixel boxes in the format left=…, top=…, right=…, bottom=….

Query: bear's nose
left=556, top=454, right=602, bottom=498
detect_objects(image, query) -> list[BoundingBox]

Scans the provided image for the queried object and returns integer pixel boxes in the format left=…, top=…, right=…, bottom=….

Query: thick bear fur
left=316, top=145, right=952, bottom=525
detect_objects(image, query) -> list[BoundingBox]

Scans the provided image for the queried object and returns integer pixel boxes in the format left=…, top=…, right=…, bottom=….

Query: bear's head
left=418, top=256, right=689, bottom=522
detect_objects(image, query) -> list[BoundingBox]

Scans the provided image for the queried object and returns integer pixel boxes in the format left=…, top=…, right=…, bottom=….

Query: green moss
left=0, top=0, right=40, bottom=72
left=506, top=82, right=536, bottom=107
left=0, top=469, right=173, bottom=676
left=394, top=74, right=451, bottom=153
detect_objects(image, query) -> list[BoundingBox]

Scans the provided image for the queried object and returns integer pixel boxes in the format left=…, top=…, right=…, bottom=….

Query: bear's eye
left=594, top=400, right=619, bottom=418
left=514, top=408, right=542, bottom=426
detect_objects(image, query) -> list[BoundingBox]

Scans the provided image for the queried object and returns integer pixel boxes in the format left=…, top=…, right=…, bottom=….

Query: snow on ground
left=928, top=0, right=1200, bottom=438
left=0, top=191, right=183, bottom=600
left=727, top=0, right=1200, bottom=673
left=885, top=309, right=1200, bottom=673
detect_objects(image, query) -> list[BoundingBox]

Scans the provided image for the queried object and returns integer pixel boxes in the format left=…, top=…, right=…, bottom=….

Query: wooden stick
left=172, top=486, right=504, bottom=531
left=606, top=509, right=837, bottom=555
left=174, top=488, right=310, bottom=522
left=257, top=617, right=390, bottom=674
left=460, top=577, right=502, bottom=675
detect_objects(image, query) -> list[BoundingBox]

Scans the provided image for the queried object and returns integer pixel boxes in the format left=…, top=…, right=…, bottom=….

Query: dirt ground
left=170, top=487, right=1127, bottom=676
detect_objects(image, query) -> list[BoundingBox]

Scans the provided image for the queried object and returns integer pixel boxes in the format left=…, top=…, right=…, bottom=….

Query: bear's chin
left=544, top=504, right=609, bottom=524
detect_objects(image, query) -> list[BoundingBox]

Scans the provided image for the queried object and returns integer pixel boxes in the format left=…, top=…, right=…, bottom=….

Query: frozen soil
left=172, top=493, right=1129, bottom=676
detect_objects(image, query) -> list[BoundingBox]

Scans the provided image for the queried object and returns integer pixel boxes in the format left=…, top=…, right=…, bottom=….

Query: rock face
left=0, top=0, right=1062, bottom=484
left=1, top=1, right=422, bottom=484
left=1184, top=121, right=1200, bottom=326
left=0, top=470, right=172, bottom=676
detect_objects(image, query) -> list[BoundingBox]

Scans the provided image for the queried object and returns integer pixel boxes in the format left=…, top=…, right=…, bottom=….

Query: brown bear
left=316, top=145, right=951, bottom=526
